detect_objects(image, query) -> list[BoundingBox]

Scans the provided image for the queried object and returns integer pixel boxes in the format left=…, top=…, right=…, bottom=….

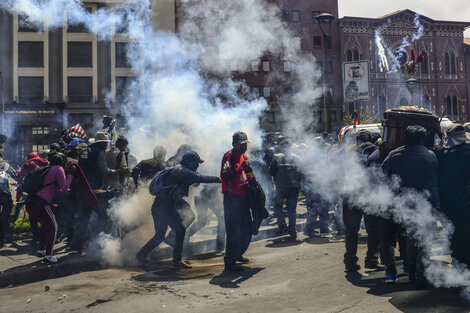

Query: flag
left=65, top=124, right=87, bottom=139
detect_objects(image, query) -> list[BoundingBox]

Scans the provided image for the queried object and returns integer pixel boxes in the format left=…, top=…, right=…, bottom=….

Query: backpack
left=22, top=166, right=54, bottom=194
left=149, top=168, right=175, bottom=197
left=0, top=170, right=10, bottom=194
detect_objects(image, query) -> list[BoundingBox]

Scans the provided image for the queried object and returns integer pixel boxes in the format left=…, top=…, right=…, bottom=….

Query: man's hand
left=67, top=164, right=78, bottom=176
left=240, top=160, right=251, bottom=170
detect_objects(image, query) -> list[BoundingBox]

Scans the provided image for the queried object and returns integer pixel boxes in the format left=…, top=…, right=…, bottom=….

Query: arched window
left=420, top=52, right=428, bottom=74
left=452, top=96, right=458, bottom=115
left=445, top=53, right=450, bottom=74
left=353, top=50, right=359, bottom=61
left=422, top=95, right=430, bottom=110
left=446, top=96, right=452, bottom=114
left=399, top=97, right=409, bottom=106
left=450, top=53, right=456, bottom=74
left=347, top=50, right=353, bottom=62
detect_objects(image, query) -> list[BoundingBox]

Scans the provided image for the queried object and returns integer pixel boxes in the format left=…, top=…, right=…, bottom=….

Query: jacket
left=220, top=150, right=248, bottom=197
left=132, top=158, right=166, bottom=186
left=268, top=152, right=301, bottom=189
left=381, top=145, right=439, bottom=209
left=79, top=143, right=111, bottom=190
left=35, top=165, right=74, bottom=204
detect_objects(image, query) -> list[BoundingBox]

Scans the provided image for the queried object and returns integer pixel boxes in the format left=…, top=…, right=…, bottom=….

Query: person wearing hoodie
left=136, top=151, right=220, bottom=268
left=132, top=145, right=167, bottom=188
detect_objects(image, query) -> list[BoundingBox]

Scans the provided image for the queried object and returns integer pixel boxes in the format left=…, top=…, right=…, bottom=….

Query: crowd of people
left=0, top=119, right=468, bottom=285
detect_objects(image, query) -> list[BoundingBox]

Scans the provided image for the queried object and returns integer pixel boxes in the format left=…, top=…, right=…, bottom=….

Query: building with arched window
left=340, top=9, right=470, bottom=123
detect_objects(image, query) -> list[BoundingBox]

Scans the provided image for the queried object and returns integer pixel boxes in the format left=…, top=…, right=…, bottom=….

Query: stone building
left=0, top=0, right=175, bottom=164
left=339, top=10, right=470, bottom=123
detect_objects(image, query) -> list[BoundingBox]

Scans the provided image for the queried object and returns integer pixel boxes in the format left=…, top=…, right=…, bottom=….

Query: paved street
left=1, top=234, right=469, bottom=313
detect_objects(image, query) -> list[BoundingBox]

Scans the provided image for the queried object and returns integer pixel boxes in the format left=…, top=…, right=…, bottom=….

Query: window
left=292, top=37, right=301, bottom=50
left=292, top=11, right=300, bottom=23
left=262, top=60, right=270, bottom=72
left=450, top=53, right=456, bottom=74
left=32, top=127, right=50, bottom=135
left=116, top=77, right=139, bottom=101
left=313, top=36, right=322, bottom=48
left=116, top=42, right=139, bottom=68
left=353, top=49, right=359, bottom=61
left=445, top=52, right=457, bottom=75
left=263, top=87, right=271, bottom=98
left=399, top=97, right=409, bottom=106
left=347, top=49, right=359, bottom=62
left=252, top=86, right=260, bottom=97
left=32, top=145, right=49, bottom=153
left=251, top=60, right=260, bottom=72
left=445, top=53, right=450, bottom=74
left=452, top=96, right=458, bottom=115
left=283, top=61, right=291, bottom=72
left=18, top=77, right=43, bottom=103
left=347, top=50, right=353, bottom=62
left=18, top=14, right=42, bottom=32
left=68, top=42, right=92, bottom=67
left=67, top=8, right=92, bottom=32
left=312, top=11, right=320, bottom=22
left=18, top=42, right=44, bottom=67
left=421, top=52, right=428, bottom=74
left=68, top=77, right=92, bottom=103
left=282, top=10, right=289, bottom=22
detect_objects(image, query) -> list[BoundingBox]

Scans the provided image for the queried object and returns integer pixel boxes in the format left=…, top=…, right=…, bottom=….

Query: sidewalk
left=0, top=201, right=312, bottom=288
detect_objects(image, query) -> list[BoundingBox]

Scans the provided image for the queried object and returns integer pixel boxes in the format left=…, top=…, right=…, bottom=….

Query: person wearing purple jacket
left=26, top=152, right=76, bottom=264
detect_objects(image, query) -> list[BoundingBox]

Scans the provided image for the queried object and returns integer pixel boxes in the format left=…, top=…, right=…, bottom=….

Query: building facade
left=339, top=10, right=470, bottom=123
left=0, top=0, right=175, bottom=164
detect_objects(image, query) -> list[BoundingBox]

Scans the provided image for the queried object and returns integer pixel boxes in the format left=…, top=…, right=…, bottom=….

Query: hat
left=232, top=131, right=249, bottom=145
left=94, top=131, right=111, bottom=143
left=181, top=151, right=204, bottom=167
left=443, top=123, right=467, bottom=148
left=66, top=137, right=84, bottom=148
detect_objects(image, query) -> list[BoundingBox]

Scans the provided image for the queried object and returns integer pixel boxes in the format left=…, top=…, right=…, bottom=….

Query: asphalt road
left=1, top=235, right=469, bottom=313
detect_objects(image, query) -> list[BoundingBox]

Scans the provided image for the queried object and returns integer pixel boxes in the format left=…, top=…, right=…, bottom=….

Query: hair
left=115, top=135, right=129, bottom=148
left=48, top=151, right=67, bottom=167
left=404, top=125, right=427, bottom=145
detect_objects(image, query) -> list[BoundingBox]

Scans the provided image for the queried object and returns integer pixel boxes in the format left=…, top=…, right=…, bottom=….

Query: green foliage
left=10, top=216, right=32, bottom=233
left=342, top=106, right=379, bottom=126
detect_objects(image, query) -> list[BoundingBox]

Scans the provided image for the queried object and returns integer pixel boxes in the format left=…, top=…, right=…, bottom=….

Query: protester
left=436, top=123, right=470, bottom=268
left=132, top=145, right=167, bottom=188
left=269, top=139, right=301, bottom=239
left=25, top=152, right=76, bottom=263
left=105, top=135, right=130, bottom=194
left=381, top=125, right=439, bottom=287
left=136, top=151, right=220, bottom=268
left=220, top=131, right=253, bottom=272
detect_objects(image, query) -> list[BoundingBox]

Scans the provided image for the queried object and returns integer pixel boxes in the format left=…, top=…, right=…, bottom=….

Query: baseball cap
left=232, top=131, right=249, bottom=145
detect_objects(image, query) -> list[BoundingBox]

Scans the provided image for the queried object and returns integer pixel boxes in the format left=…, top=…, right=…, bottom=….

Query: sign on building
left=343, top=60, right=371, bottom=102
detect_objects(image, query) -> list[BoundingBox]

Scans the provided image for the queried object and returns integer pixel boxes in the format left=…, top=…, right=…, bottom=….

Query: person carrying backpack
left=25, top=152, right=77, bottom=264
left=136, top=151, right=220, bottom=268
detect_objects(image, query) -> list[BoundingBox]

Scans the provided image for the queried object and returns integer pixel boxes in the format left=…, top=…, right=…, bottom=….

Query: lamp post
left=0, top=71, right=4, bottom=134
left=406, top=78, right=418, bottom=106
left=313, top=12, right=335, bottom=133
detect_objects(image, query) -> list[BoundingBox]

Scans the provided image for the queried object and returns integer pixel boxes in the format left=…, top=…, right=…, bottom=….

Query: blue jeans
left=305, top=192, right=331, bottom=231
left=223, top=193, right=252, bottom=265
left=274, top=187, right=299, bottom=233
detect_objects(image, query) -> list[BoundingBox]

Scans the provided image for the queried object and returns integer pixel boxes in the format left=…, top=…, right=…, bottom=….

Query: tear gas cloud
left=5, top=0, right=470, bottom=299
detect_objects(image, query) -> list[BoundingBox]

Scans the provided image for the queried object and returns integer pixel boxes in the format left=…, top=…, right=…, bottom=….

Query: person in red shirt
left=220, top=131, right=253, bottom=272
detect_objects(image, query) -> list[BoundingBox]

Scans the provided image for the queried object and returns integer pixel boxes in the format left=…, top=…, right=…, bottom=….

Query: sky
left=339, top=0, right=470, bottom=37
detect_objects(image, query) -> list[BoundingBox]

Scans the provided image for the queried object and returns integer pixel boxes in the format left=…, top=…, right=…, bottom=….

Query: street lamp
left=406, top=78, right=418, bottom=106
left=313, top=12, right=335, bottom=133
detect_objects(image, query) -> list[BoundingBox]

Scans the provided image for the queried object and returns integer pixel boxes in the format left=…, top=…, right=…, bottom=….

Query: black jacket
left=381, top=144, right=439, bottom=208
left=132, top=158, right=166, bottom=186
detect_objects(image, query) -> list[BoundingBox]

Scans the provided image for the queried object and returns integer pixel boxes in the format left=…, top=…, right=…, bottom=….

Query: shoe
left=136, top=255, right=154, bottom=265
left=237, top=256, right=249, bottom=264
left=385, top=274, right=397, bottom=283
left=43, top=255, right=59, bottom=264
left=289, top=231, right=297, bottom=240
left=224, top=263, right=244, bottom=272
left=345, top=263, right=361, bottom=272
left=276, top=225, right=288, bottom=236
left=36, top=250, right=45, bottom=258
left=320, top=227, right=334, bottom=238
left=364, top=260, right=385, bottom=270
left=172, top=260, right=192, bottom=269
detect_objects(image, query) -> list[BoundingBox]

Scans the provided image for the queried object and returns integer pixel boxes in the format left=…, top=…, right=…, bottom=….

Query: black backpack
left=22, top=166, right=55, bottom=194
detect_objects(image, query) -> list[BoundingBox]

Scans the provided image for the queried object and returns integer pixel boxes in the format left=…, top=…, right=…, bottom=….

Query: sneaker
left=320, top=227, right=334, bottom=238
left=385, top=274, right=397, bottom=283
left=224, top=263, right=244, bottom=272
left=43, top=255, right=59, bottom=264
left=364, top=260, right=385, bottom=270
left=136, top=255, right=154, bottom=265
left=36, top=250, right=45, bottom=258
left=237, top=256, right=249, bottom=264
left=289, top=231, right=297, bottom=240
left=172, top=260, right=192, bottom=269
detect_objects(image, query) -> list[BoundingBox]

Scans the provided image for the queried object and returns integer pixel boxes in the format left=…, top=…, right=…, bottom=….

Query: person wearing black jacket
left=381, top=125, right=439, bottom=286
left=132, top=146, right=167, bottom=188
left=136, top=151, right=220, bottom=268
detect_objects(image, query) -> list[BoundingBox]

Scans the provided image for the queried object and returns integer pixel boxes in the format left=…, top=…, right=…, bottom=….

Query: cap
left=232, top=131, right=249, bottom=145
left=181, top=151, right=205, bottom=167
